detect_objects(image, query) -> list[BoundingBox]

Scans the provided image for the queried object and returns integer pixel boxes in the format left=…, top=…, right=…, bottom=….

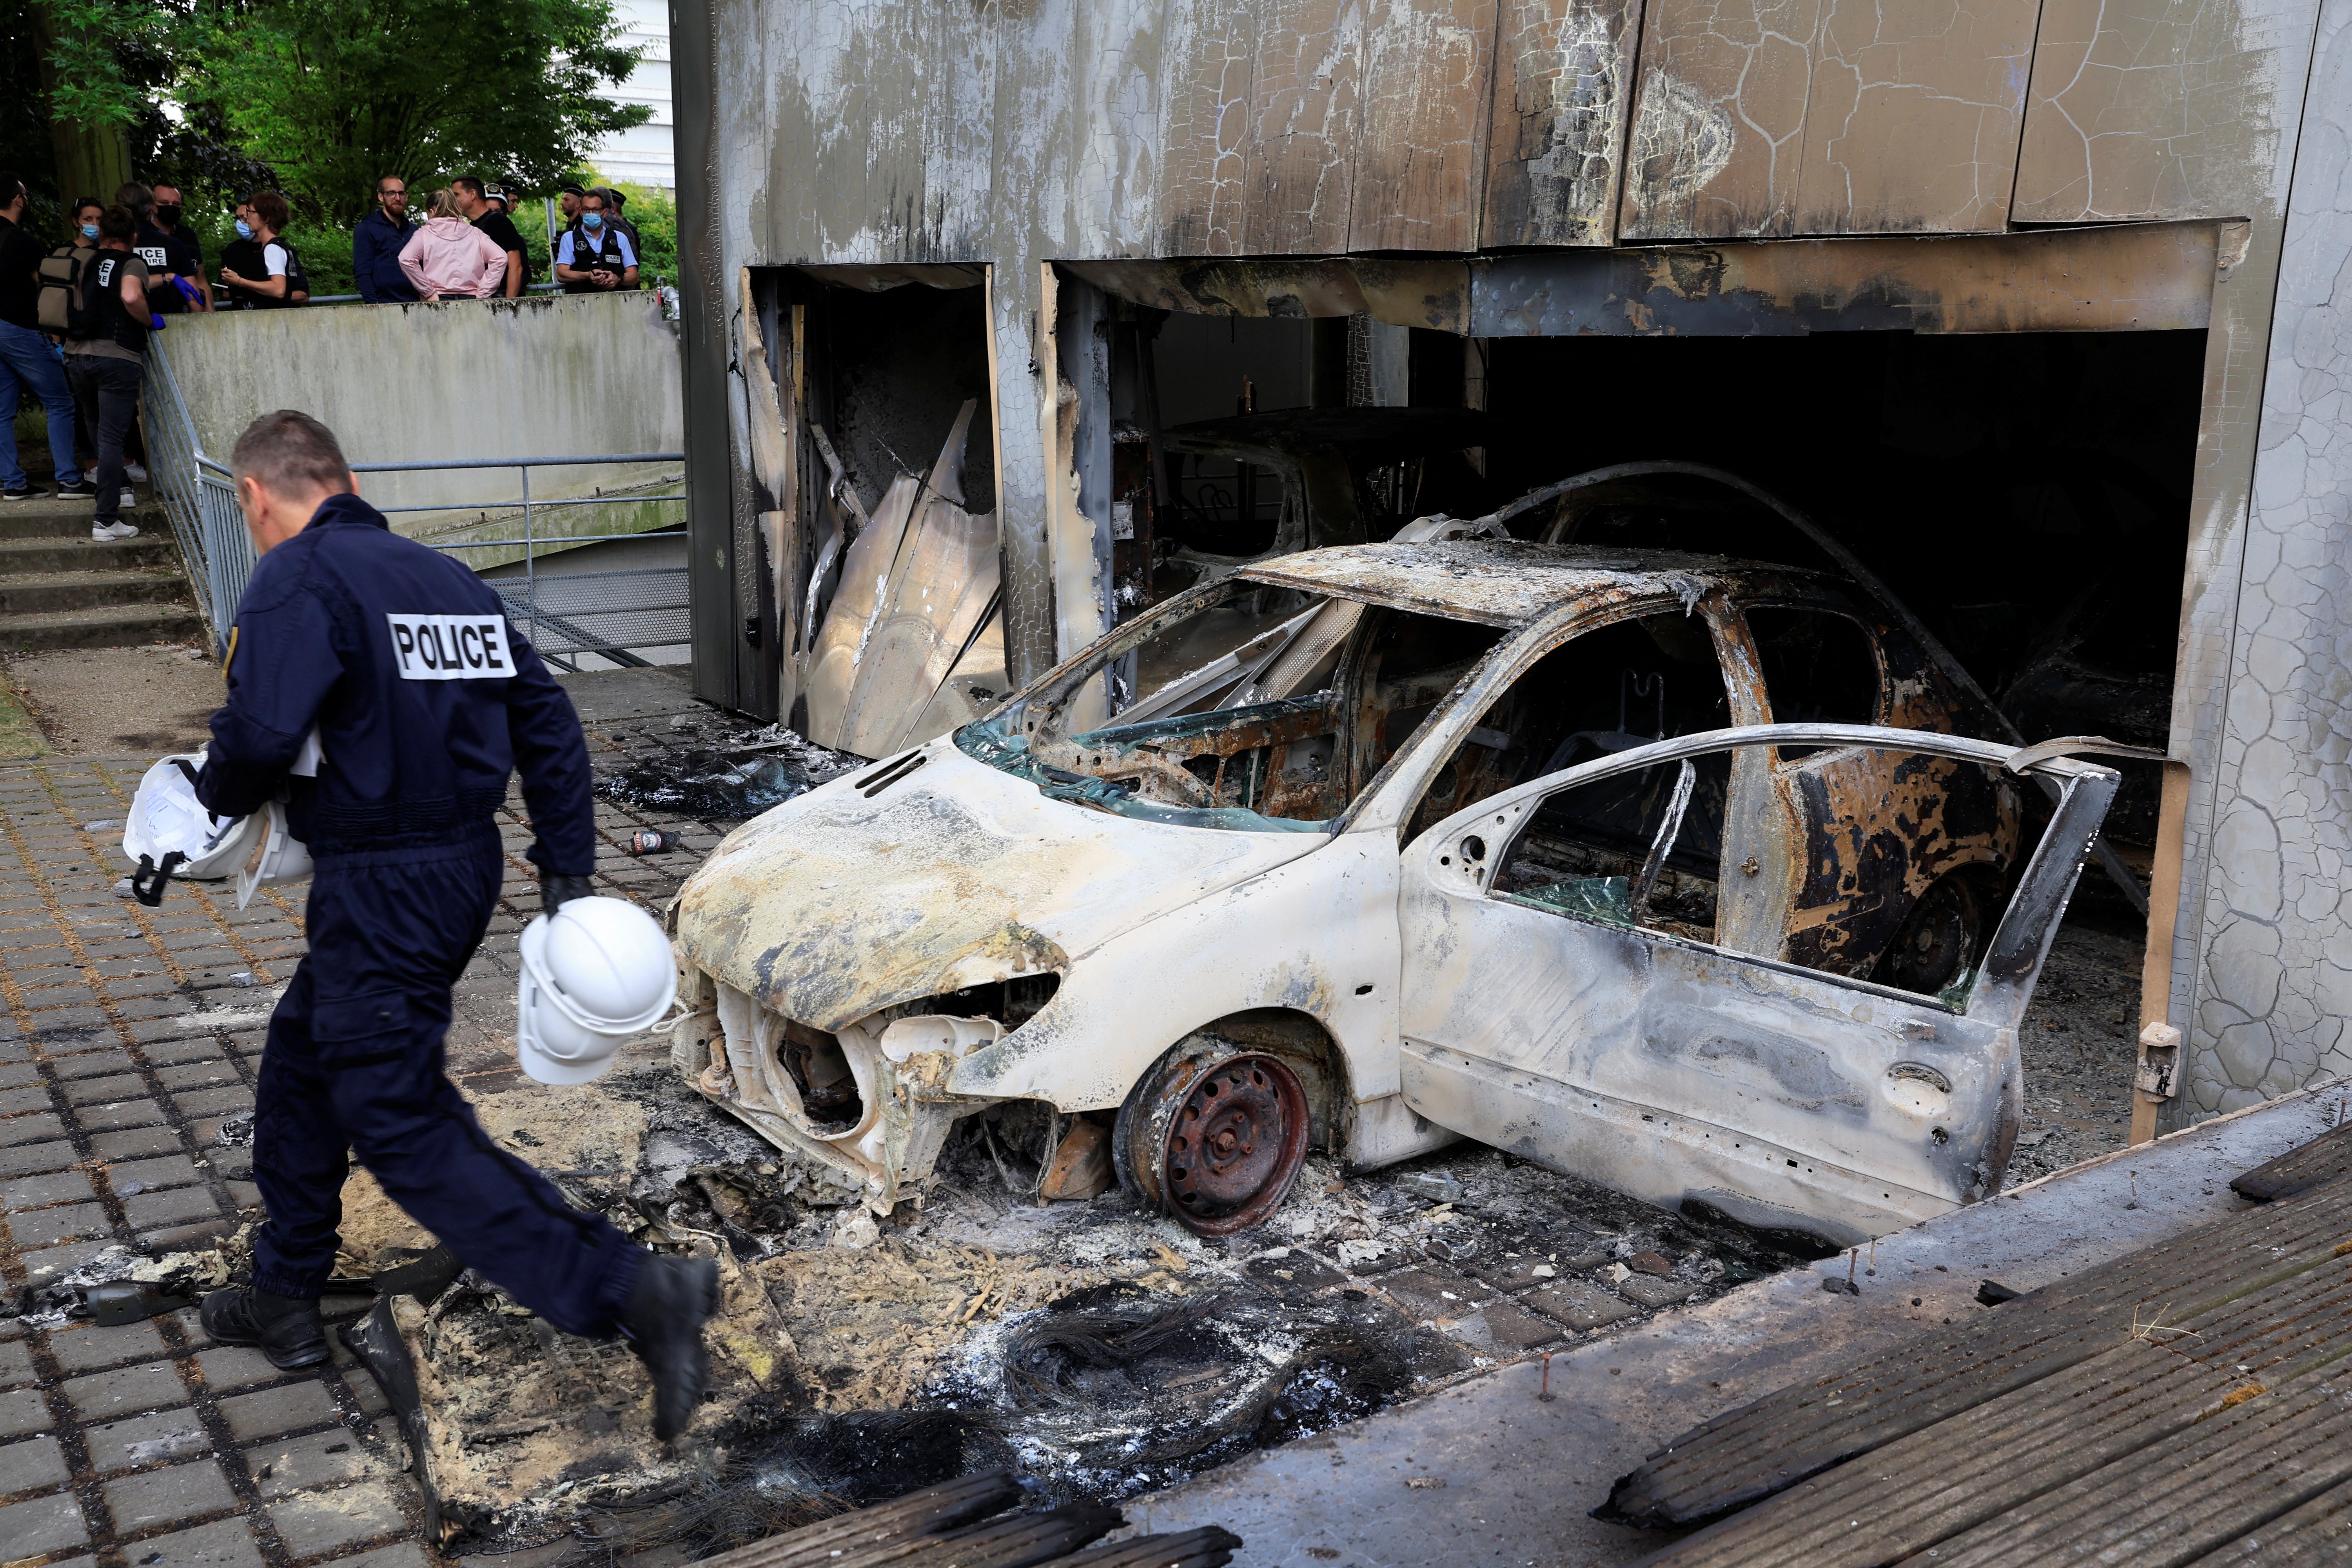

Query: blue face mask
left=80, top=223, right=99, bottom=240
left=582, top=212, right=604, bottom=231
left=234, top=219, right=254, bottom=240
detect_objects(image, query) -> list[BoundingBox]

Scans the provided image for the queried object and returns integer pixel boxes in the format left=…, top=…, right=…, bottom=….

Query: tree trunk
left=31, top=2, right=135, bottom=207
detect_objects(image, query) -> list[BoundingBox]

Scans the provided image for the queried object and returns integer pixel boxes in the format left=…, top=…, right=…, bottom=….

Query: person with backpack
left=218, top=191, right=307, bottom=309
left=0, top=174, right=89, bottom=502
left=62, top=204, right=154, bottom=540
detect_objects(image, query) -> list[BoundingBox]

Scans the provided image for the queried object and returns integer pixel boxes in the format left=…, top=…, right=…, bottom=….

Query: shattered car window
left=1490, top=738, right=2021, bottom=1007
left=961, top=578, right=1500, bottom=832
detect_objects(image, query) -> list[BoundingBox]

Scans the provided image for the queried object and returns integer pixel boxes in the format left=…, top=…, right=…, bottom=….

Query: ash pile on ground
left=596, top=717, right=862, bottom=819
left=2009, top=924, right=2143, bottom=1181
left=379, top=1072, right=1820, bottom=1553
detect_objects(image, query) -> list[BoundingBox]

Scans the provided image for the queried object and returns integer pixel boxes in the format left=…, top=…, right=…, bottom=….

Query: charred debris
left=267, top=1068, right=1818, bottom=1557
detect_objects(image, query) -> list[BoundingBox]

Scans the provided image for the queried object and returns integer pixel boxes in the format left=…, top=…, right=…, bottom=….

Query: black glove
left=541, top=873, right=594, bottom=916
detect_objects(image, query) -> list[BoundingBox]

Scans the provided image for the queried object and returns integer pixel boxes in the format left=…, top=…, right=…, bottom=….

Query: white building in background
left=590, top=0, right=673, bottom=189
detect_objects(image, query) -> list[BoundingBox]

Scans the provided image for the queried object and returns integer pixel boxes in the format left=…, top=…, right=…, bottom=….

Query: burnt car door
left=1392, top=726, right=2116, bottom=1248
left=1727, top=602, right=2024, bottom=993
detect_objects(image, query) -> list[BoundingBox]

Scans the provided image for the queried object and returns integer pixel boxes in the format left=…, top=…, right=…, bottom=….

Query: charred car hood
left=672, top=740, right=1332, bottom=1032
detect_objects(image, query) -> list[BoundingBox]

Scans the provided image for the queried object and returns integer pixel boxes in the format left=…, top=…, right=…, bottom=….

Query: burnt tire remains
left=1118, top=1041, right=1311, bottom=1236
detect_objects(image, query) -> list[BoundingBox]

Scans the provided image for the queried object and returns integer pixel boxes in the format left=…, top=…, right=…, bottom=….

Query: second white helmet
left=515, top=896, right=677, bottom=1085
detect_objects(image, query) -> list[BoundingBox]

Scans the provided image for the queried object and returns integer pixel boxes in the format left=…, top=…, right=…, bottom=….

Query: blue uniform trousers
left=248, top=835, right=642, bottom=1336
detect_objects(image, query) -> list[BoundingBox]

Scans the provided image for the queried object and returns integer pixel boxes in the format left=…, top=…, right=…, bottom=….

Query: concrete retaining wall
left=157, top=291, right=684, bottom=554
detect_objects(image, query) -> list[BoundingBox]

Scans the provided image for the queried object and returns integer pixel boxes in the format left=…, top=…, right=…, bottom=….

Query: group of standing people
left=352, top=178, right=639, bottom=304
left=0, top=174, right=270, bottom=532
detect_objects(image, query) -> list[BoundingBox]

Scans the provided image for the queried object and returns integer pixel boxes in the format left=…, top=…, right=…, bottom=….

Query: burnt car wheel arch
left=1112, top=1013, right=1351, bottom=1233
left=1872, top=866, right=2003, bottom=999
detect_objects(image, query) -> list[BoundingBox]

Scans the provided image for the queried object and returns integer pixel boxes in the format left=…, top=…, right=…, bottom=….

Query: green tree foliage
left=178, top=0, right=651, bottom=225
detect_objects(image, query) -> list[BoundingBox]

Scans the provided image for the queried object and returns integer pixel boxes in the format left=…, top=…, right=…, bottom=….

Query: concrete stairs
left=0, top=488, right=204, bottom=652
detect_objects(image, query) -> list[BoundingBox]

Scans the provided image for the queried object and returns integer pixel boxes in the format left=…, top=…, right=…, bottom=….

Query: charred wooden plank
left=692, top=1472, right=1025, bottom=1568
left=1599, top=1181, right=2352, bottom=1529
left=1056, top=1526, right=1247, bottom=1568
left=878, top=1506, right=1128, bottom=1568
left=2231, top=1119, right=2352, bottom=1203
left=2194, top=1470, right=2352, bottom=1564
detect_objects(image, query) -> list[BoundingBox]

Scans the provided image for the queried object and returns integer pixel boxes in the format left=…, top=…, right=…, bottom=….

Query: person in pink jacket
left=398, top=189, right=508, bottom=301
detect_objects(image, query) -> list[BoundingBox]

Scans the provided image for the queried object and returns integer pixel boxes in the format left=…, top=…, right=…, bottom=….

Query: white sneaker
left=118, top=488, right=136, bottom=508
left=122, top=463, right=149, bottom=482
left=92, top=521, right=140, bottom=541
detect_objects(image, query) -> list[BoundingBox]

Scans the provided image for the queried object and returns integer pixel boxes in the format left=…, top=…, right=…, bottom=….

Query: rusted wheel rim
left=1162, top=1053, right=1309, bottom=1236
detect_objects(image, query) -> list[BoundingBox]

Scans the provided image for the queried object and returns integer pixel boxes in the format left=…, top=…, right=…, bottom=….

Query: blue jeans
left=0, top=321, right=83, bottom=491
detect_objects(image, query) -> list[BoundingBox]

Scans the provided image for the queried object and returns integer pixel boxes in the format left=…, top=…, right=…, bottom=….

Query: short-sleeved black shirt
left=470, top=211, right=531, bottom=287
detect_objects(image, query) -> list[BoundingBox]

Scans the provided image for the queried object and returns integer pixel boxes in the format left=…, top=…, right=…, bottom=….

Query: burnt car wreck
left=669, top=511, right=2120, bottom=1251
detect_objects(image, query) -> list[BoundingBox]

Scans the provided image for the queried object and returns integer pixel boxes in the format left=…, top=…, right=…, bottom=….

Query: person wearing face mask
left=553, top=191, right=636, bottom=294
left=61, top=205, right=155, bottom=540
left=219, top=192, right=307, bottom=309
left=140, top=182, right=211, bottom=313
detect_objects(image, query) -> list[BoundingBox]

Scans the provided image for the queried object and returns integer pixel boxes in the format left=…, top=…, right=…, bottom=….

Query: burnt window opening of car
left=1406, top=610, right=1735, bottom=842
left=1746, top=607, right=1884, bottom=754
left=1487, top=739, right=2018, bottom=1009
left=959, top=578, right=1502, bottom=833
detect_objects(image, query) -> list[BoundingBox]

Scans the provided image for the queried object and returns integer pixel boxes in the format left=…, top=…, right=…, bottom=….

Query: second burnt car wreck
left=667, top=477, right=2121, bottom=1252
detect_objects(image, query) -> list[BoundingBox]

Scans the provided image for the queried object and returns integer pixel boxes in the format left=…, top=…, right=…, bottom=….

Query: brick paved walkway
left=0, top=672, right=742, bottom=1568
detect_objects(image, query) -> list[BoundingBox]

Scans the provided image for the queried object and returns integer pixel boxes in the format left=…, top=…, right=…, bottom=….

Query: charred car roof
left=1237, top=539, right=1825, bottom=628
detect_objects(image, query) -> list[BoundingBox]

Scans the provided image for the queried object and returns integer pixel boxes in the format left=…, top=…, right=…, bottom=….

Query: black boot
left=200, top=1286, right=329, bottom=1369
left=622, top=1254, right=719, bottom=1443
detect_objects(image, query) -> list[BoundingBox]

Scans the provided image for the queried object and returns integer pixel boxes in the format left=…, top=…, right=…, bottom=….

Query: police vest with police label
left=561, top=226, right=633, bottom=291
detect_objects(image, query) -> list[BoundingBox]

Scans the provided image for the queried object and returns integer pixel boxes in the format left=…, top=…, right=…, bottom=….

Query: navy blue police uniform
left=195, top=491, right=642, bottom=1336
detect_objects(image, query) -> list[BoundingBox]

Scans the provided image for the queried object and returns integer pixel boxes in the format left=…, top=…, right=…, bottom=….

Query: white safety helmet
left=515, top=896, right=677, bottom=1085
left=235, top=800, right=313, bottom=910
left=125, top=752, right=263, bottom=902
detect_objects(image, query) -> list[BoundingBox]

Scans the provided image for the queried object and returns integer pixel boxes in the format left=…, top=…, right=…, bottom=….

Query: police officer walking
left=194, top=410, right=716, bottom=1443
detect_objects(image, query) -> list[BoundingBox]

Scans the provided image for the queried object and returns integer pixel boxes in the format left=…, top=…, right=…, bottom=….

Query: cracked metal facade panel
left=1350, top=0, right=1500, bottom=249
left=1484, top=0, right=1644, bottom=245
left=1619, top=0, right=2040, bottom=238
left=1158, top=0, right=1265, bottom=253
left=2013, top=0, right=2319, bottom=221
left=1243, top=0, right=1368, bottom=252
left=2183, top=0, right=2352, bottom=1118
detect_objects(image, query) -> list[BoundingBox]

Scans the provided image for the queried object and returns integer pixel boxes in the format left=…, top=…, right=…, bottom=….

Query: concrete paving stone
left=63, top=1073, right=148, bottom=1106
left=217, top=1380, right=339, bottom=1443
left=0, top=928, right=67, bottom=948
left=267, top=1478, right=409, bottom=1556
left=86, top=1412, right=225, bottom=1474
left=20, top=1239, right=122, bottom=1282
left=0, top=1432, right=71, bottom=1493
left=170, top=1089, right=252, bottom=1121
left=105, top=1459, right=240, bottom=1532
left=153, top=1064, right=237, bottom=1093
left=0, top=1339, right=33, bottom=1389
left=123, top=1187, right=219, bottom=1231
left=0, top=1490, right=90, bottom=1557
left=72, top=1097, right=168, bottom=1134
left=30, top=1013, right=115, bottom=1041
left=122, top=1515, right=265, bottom=1568
left=65, top=1357, right=187, bottom=1418
left=109, top=976, right=182, bottom=999
left=108, top=1153, right=201, bottom=1193
left=141, top=1038, right=227, bottom=1068
left=1, top=1166, right=95, bottom=1209
left=246, top=1427, right=383, bottom=1499
left=142, top=1219, right=235, bottom=1252
left=0, top=1112, right=65, bottom=1147
left=0, top=1385, right=52, bottom=1438
left=192, top=1347, right=281, bottom=1394
left=344, top=1372, right=389, bottom=1419
left=48, top=1048, right=133, bottom=1079
left=1616, top=1273, right=1702, bottom=1309
left=1448, top=1299, right=1567, bottom=1354
left=7, top=1200, right=109, bottom=1248
left=0, top=1084, right=53, bottom=1115
left=1524, top=1279, right=1642, bottom=1332
left=23, top=986, right=101, bottom=1010
left=50, top=1319, right=168, bottom=1373
left=9, top=965, right=85, bottom=987
left=0, top=1140, right=77, bottom=1177
left=122, top=997, right=203, bottom=1021
left=1376, top=1267, right=1496, bottom=1323
left=91, top=1126, right=185, bottom=1161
